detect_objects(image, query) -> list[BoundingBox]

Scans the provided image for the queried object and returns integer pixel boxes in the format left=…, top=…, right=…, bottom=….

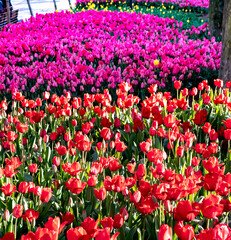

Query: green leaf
left=126, top=226, right=138, bottom=240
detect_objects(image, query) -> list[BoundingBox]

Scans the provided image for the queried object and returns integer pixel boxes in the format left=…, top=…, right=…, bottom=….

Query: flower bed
left=135, top=0, right=209, bottom=8
left=0, top=79, right=231, bottom=239
left=0, top=11, right=220, bottom=101
left=75, top=1, right=207, bottom=29
left=75, top=0, right=209, bottom=9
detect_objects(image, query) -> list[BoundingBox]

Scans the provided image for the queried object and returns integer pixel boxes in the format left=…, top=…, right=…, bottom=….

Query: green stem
left=206, top=218, right=210, bottom=230
left=76, top=195, right=79, bottom=225
left=142, top=215, right=146, bottom=240
left=14, top=218, right=18, bottom=240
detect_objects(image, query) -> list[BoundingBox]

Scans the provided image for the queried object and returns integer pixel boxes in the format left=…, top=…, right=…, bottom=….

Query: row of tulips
left=134, top=0, right=209, bottom=8
left=0, top=10, right=219, bottom=101
left=0, top=79, right=231, bottom=239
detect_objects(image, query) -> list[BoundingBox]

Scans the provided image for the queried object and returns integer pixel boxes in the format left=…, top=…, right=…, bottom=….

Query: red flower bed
left=0, top=80, right=231, bottom=239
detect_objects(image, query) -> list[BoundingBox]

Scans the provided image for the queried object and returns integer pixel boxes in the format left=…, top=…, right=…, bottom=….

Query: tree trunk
left=53, top=0, right=57, bottom=11
left=209, top=0, right=224, bottom=40
left=26, top=0, right=33, bottom=16
left=68, top=0, right=72, bottom=8
left=219, top=0, right=231, bottom=84
left=6, top=0, right=10, bottom=24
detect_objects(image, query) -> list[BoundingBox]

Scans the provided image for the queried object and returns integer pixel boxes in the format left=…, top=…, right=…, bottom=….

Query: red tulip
left=4, top=165, right=18, bottom=178
left=35, top=227, right=56, bottom=240
left=202, top=122, right=211, bottom=134
left=193, top=109, right=207, bottom=126
left=176, top=146, right=184, bottom=157
left=224, top=129, right=231, bottom=140
left=200, top=194, right=224, bottom=219
left=87, top=175, right=97, bottom=187
left=139, top=141, right=151, bottom=153
left=21, top=232, right=36, bottom=240
left=174, top=221, right=194, bottom=240
left=119, top=207, right=129, bottom=221
left=66, top=178, right=87, bottom=194
left=115, top=141, right=127, bottom=152
left=53, top=156, right=61, bottom=166
left=135, top=164, right=146, bottom=180
left=124, top=124, right=131, bottom=133
left=16, top=122, right=28, bottom=133
left=80, top=217, right=99, bottom=236
left=109, top=158, right=122, bottom=171
left=164, top=114, right=179, bottom=128
left=18, top=181, right=29, bottom=194
left=95, top=228, right=120, bottom=240
left=130, top=190, right=141, bottom=203
left=174, top=200, right=200, bottom=221
left=61, top=212, right=74, bottom=225
left=82, top=122, right=91, bottom=134
left=158, top=224, right=172, bottom=240
left=174, top=80, right=182, bottom=90
left=222, top=118, right=231, bottom=129
left=40, top=187, right=52, bottom=203
left=214, top=79, right=223, bottom=88
left=45, top=217, right=62, bottom=238
left=22, top=209, right=39, bottom=223
left=13, top=205, right=23, bottom=218
left=113, top=214, right=124, bottom=228
left=101, top=217, right=114, bottom=231
left=213, top=223, right=231, bottom=240
left=0, top=232, right=15, bottom=240
left=134, top=196, right=159, bottom=215
left=67, top=227, right=88, bottom=240
left=94, top=187, right=107, bottom=201
left=147, top=148, right=165, bottom=165
left=29, top=163, right=38, bottom=173
left=55, top=145, right=67, bottom=156
left=1, top=183, right=16, bottom=196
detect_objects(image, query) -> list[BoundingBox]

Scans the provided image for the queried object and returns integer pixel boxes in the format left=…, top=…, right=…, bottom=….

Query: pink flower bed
left=0, top=11, right=219, bottom=96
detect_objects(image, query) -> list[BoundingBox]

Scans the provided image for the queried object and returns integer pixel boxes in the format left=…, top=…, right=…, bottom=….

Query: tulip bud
left=119, top=207, right=129, bottom=221
left=156, top=163, right=165, bottom=175
left=34, top=144, right=38, bottom=152
left=12, top=101, right=17, bottom=108
left=2, top=110, right=6, bottom=118
left=72, top=119, right=77, bottom=126
left=38, top=138, right=42, bottom=147
left=43, top=135, right=49, bottom=143
left=22, top=137, right=27, bottom=145
left=194, top=103, right=200, bottom=111
left=38, top=156, right=43, bottom=163
left=149, top=127, right=156, bottom=136
left=4, top=119, right=9, bottom=127
left=53, top=156, right=61, bottom=166
left=122, top=188, right=129, bottom=196
left=53, top=165, right=58, bottom=174
left=176, top=146, right=184, bottom=158
left=68, top=197, right=73, bottom=207
left=3, top=209, right=10, bottom=221
left=124, top=124, right=131, bottom=133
